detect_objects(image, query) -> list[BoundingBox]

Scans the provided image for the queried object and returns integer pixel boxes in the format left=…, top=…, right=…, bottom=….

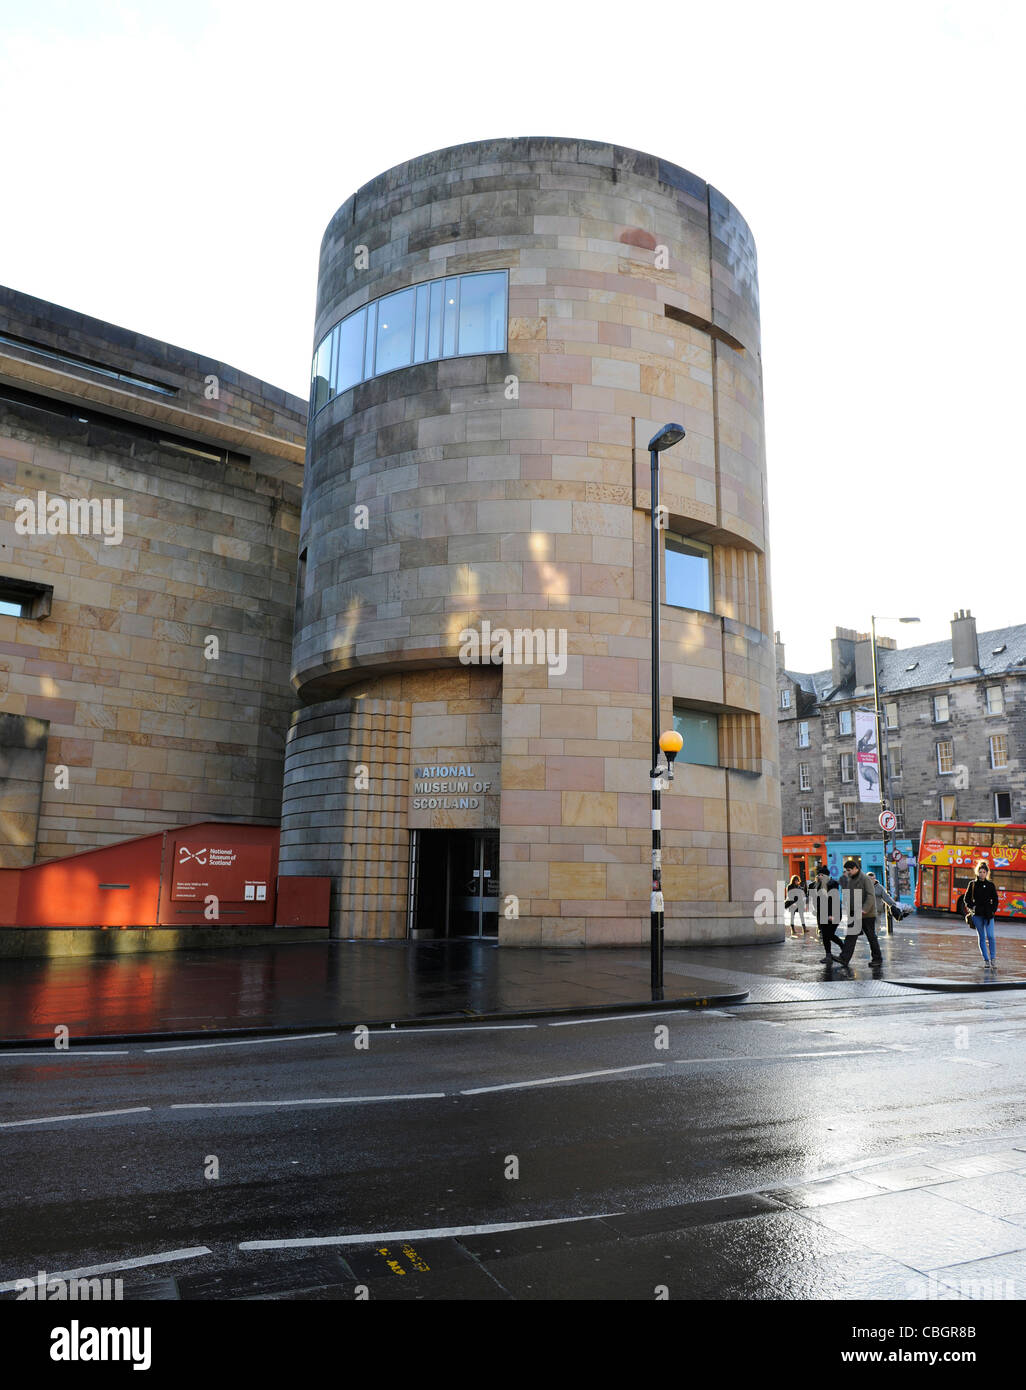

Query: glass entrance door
left=452, top=831, right=499, bottom=937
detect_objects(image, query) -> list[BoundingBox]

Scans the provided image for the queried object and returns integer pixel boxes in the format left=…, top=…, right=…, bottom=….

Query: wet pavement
left=1, top=911, right=1024, bottom=1043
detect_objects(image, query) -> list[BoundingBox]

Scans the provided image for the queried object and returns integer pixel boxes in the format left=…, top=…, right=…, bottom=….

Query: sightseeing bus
left=915, top=821, right=1026, bottom=918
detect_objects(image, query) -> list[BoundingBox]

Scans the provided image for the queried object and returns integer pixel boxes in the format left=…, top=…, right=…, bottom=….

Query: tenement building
left=776, top=611, right=1026, bottom=856
left=0, top=286, right=305, bottom=870
left=280, top=137, right=781, bottom=945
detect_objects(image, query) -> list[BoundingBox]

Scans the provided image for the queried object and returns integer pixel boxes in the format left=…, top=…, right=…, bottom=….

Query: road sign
left=890, top=850, right=905, bottom=864
left=878, top=810, right=897, bottom=832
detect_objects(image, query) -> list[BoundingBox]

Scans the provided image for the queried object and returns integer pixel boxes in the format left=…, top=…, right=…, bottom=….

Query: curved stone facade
left=280, top=137, right=781, bottom=944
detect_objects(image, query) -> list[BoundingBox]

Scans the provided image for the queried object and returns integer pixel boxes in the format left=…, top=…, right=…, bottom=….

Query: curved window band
left=311, top=270, right=508, bottom=413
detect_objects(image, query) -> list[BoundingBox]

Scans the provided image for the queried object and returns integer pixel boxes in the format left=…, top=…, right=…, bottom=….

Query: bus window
left=921, top=866, right=935, bottom=907
left=1001, top=831, right=1026, bottom=849
left=992, top=870, right=1025, bottom=891
left=936, top=867, right=951, bottom=905
left=971, top=828, right=993, bottom=846
left=953, top=874, right=971, bottom=888
left=936, top=825, right=955, bottom=844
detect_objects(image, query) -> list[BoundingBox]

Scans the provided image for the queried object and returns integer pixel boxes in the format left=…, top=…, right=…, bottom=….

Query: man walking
left=808, top=863, right=843, bottom=961
left=837, top=858, right=883, bottom=966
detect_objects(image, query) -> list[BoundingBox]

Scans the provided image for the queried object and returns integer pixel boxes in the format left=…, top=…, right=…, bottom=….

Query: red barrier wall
left=275, top=876, right=331, bottom=928
left=8, top=832, right=164, bottom=928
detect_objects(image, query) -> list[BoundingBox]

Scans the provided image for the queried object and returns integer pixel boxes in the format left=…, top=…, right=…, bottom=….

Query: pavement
left=1, top=909, right=1024, bottom=1044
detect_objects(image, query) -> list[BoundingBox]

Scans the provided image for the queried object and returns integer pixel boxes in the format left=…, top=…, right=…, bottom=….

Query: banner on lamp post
left=855, top=710, right=881, bottom=803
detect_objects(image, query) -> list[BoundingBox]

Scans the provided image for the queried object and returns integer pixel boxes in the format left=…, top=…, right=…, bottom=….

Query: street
left=3, top=983, right=1026, bottom=1300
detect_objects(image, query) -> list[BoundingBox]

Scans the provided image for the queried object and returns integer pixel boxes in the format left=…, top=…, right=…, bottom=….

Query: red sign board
left=170, top=840, right=273, bottom=901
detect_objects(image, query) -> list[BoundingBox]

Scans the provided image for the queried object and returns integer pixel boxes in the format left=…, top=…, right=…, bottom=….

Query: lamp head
left=659, top=730, right=684, bottom=764
left=648, top=423, right=686, bottom=452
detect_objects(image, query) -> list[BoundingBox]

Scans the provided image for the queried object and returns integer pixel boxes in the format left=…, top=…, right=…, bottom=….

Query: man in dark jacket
left=837, top=859, right=883, bottom=966
left=808, top=863, right=843, bottom=961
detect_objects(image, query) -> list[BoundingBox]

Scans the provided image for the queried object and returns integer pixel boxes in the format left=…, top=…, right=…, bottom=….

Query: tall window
left=995, top=791, right=1012, bottom=820
left=311, top=269, right=508, bottom=413
left=933, top=694, right=950, bottom=723
left=672, top=707, right=719, bottom=767
left=797, top=721, right=810, bottom=748
left=839, top=752, right=854, bottom=783
left=892, top=797, right=905, bottom=831
left=986, top=686, right=1004, bottom=715
left=801, top=806, right=813, bottom=834
left=780, top=689, right=791, bottom=710
left=842, top=802, right=857, bottom=833
left=888, top=746, right=902, bottom=778
left=937, top=740, right=954, bottom=774
left=940, top=793, right=956, bottom=820
left=884, top=701, right=899, bottom=729
left=990, top=734, right=1008, bottom=769
left=665, top=534, right=712, bottom=613
left=798, top=762, right=811, bottom=791
left=838, top=709, right=853, bottom=736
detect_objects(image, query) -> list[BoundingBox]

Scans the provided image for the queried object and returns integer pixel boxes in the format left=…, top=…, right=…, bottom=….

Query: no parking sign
left=878, top=810, right=897, bottom=832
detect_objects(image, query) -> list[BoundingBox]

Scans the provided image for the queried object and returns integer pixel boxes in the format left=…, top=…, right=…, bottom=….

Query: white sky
left=1, top=0, right=1023, bottom=673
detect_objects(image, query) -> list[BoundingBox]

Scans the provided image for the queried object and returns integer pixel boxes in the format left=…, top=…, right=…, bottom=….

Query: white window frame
left=798, top=762, right=811, bottom=791
left=892, top=797, right=905, bottom=832
left=780, top=689, right=791, bottom=710
left=994, top=791, right=1012, bottom=821
left=838, top=709, right=853, bottom=736
left=986, top=685, right=1004, bottom=715
left=884, top=701, right=899, bottom=730
left=989, top=734, right=1008, bottom=770
left=839, top=752, right=854, bottom=783
left=937, top=740, right=954, bottom=774
left=940, top=793, right=956, bottom=821
left=797, top=721, right=810, bottom=748
left=800, top=806, right=813, bottom=834
left=933, top=694, right=950, bottom=723
left=841, top=801, right=858, bottom=834
left=888, top=745, right=902, bottom=778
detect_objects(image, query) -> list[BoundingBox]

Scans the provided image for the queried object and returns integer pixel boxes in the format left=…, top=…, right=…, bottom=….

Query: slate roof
left=785, top=626, right=1026, bottom=707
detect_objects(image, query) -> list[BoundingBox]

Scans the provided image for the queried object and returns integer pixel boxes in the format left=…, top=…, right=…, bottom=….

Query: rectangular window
left=839, top=752, right=854, bottom=783
left=0, top=577, right=53, bottom=621
left=990, top=734, right=1008, bottom=769
left=986, top=685, right=1004, bottom=715
left=937, top=740, right=954, bottom=774
left=413, top=283, right=431, bottom=365
left=934, top=694, right=950, bottom=723
left=457, top=271, right=507, bottom=354
left=427, top=280, right=444, bottom=359
left=665, top=533, right=712, bottom=613
left=842, top=802, right=857, bottom=833
left=334, top=307, right=367, bottom=394
left=375, top=286, right=416, bottom=376
left=838, top=709, right=853, bottom=736
left=363, top=301, right=378, bottom=378
left=888, top=746, right=902, bottom=778
left=797, top=721, right=810, bottom=748
left=885, top=701, right=898, bottom=730
left=995, top=791, right=1012, bottom=820
left=780, top=689, right=791, bottom=710
left=800, top=806, right=813, bottom=834
left=892, top=797, right=905, bottom=831
left=798, top=762, right=811, bottom=791
left=312, top=334, right=332, bottom=412
left=940, top=794, right=956, bottom=820
left=672, top=707, right=719, bottom=767
left=442, top=278, right=459, bottom=357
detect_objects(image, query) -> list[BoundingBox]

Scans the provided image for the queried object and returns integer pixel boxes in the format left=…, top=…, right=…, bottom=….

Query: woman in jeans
left=964, top=861, right=999, bottom=967
left=784, top=875, right=806, bottom=936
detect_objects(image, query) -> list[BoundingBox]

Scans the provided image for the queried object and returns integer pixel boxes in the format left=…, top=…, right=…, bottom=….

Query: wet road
left=3, top=990, right=1026, bottom=1299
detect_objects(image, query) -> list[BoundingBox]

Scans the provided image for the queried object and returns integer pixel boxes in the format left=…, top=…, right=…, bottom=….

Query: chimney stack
left=774, top=630, right=785, bottom=673
left=951, top=608, right=979, bottom=672
left=854, top=634, right=875, bottom=690
left=831, top=626, right=856, bottom=689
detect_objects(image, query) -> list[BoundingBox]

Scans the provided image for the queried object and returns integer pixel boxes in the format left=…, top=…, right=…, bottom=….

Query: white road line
left=461, top=1063, right=664, bottom=1095
left=673, top=1049, right=889, bottom=1064
left=170, top=1093, right=446, bottom=1110
left=548, top=1011, right=703, bottom=1027
left=0, top=1051, right=131, bottom=1058
left=0, top=1107, right=151, bottom=1128
left=240, top=1213, right=621, bottom=1251
left=0, top=1247, right=211, bottom=1294
left=368, top=1025, right=537, bottom=1034
left=146, top=1033, right=338, bottom=1053
left=940, top=1055, right=998, bottom=1068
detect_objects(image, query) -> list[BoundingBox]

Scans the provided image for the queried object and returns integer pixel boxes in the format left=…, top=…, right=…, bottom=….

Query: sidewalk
left=0, top=913, right=1023, bottom=1044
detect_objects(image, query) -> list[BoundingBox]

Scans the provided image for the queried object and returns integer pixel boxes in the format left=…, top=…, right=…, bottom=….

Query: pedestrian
left=867, top=872, right=907, bottom=922
left=963, top=861, right=999, bottom=968
left=808, top=863, right=843, bottom=961
left=837, top=859, right=883, bottom=966
left=784, top=874, right=806, bottom=936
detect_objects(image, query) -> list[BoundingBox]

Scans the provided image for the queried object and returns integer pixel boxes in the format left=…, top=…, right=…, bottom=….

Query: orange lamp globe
left=659, top=730, right=684, bottom=760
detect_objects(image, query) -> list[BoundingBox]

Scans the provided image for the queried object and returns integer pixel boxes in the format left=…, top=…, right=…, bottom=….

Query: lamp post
left=871, top=614, right=919, bottom=930
left=648, top=423, right=685, bottom=998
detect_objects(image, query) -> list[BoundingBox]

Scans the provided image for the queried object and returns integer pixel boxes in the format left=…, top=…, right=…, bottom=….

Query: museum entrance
left=409, top=829, right=500, bottom=938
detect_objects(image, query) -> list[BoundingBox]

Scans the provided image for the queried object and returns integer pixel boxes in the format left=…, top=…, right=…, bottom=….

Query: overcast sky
left=1, top=0, right=1022, bottom=673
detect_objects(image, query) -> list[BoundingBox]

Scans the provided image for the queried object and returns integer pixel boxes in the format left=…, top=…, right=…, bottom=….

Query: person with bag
left=808, top=863, right=843, bottom=961
left=837, top=859, right=883, bottom=967
left=784, top=874, right=807, bottom=936
left=867, top=872, right=907, bottom=922
left=964, top=861, right=999, bottom=967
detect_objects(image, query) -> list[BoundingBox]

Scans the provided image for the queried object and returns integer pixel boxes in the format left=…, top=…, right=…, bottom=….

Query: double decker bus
left=915, top=821, right=1026, bottom=918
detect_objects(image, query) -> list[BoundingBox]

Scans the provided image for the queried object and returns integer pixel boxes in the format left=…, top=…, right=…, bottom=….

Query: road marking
left=170, top=1093, right=446, bottom=1110
left=240, top=1213, right=621, bottom=1251
left=0, top=1107, right=151, bottom=1128
left=939, top=1055, right=998, bottom=1068
left=673, top=1049, right=889, bottom=1064
left=369, top=1025, right=537, bottom=1034
left=548, top=1011, right=703, bottom=1027
left=0, top=1051, right=131, bottom=1058
left=146, top=1033, right=338, bottom=1053
left=0, top=1246, right=211, bottom=1294
left=461, top=1063, right=664, bottom=1095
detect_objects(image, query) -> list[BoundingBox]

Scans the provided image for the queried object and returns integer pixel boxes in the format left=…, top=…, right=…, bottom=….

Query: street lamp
left=871, top=615, right=919, bottom=930
left=649, top=423, right=685, bottom=998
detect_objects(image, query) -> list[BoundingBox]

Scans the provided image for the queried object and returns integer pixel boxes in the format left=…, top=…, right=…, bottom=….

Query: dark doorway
left=410, top=830, right=499, bottom=938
